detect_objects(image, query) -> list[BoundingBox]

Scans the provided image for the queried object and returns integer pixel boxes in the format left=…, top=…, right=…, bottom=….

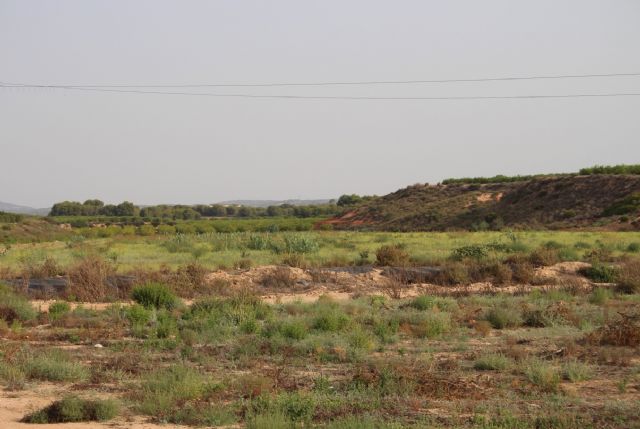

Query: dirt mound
left=322, top=175, right=640, bottom=231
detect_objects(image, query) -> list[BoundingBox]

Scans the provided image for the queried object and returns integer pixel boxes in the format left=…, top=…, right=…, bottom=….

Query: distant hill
left=0, top=201, right=49, bottom=216
left=218, top=199, right=333, bottom=207
left=321, top=174, right=640, bottom=231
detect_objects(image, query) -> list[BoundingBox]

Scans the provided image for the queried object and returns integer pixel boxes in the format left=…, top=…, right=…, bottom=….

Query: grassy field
left=2, top=230, right=640, bottom=273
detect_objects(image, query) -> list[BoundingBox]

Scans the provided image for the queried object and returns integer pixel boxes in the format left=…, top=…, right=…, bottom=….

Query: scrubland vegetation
left=1, top=266, right=639, bottom=427
left=1, top=167, right=639, bottom=427
left=0, top=222, right=639, bottom=427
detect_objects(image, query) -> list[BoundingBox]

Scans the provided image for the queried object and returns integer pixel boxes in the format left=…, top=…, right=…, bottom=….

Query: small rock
left=94, top=343, right=104, bottom=348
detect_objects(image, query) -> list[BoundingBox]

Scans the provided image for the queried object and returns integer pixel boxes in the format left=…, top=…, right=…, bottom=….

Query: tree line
left=48, top=195, right=376, bottom=220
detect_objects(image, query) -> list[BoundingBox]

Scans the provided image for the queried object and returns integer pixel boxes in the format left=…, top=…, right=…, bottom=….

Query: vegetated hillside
left=322, top=174, right=640, bottom=231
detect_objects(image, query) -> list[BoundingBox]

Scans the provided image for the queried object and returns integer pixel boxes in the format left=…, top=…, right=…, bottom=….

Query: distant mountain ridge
left=0, top=201, right=50, bottom=216
left=218, top=199, right=333, bottom=207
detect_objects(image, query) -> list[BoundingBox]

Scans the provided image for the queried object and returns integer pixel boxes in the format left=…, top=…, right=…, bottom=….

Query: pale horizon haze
left=1, top=1, right=640, bottom=207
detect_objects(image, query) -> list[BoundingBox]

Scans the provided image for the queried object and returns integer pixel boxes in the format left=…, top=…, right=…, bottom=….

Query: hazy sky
left=2, top=1, right=640, bottom=207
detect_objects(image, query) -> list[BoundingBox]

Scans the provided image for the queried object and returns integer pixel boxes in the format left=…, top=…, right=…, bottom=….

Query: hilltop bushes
left=579, top=164, right=640, bottom=175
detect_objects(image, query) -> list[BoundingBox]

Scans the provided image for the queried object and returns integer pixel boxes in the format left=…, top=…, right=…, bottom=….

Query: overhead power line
left=2, top=72, right=640, bottom=88
left=1, top=83, right=640, bottom=100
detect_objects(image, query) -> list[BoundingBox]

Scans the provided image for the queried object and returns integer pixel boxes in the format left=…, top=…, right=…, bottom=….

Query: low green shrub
left=474, top=353, right=510, bottom=371
left=313, top=308, right=350, bottom=332
left=22, top=396, right=119, bottom=423
left=521, top=358, right=560, bottom=392
left=588, top=287, right=613, bottom=305
left=562, top=359, right=593, bottom=382
left=279, top=320, right=308, bottom=340
left=627, top=242, right=640, bottom=253
left=48, top=301, right=71, bottom=321
left=451, top=245, right=489, bottom=260
left=0, top=283, right=36, bottom=323
left=409, top=295, right=435, bottom=311
left=485, top=306, right=522, bottom=329
left=132, top=283, right=178, bottom=310
left=136, top=365, right=211, bottom=417
left=580, top=264, right=617, bottom=283
left=21, top=349, right=89, bottom=382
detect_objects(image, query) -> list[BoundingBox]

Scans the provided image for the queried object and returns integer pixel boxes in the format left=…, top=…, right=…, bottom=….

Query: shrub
left=528, top=247, right=559, bottom=267
left=375, top=245, right=409, bottom=266
left=0, top=283, right=36, bottom=323
left=436, top=261, right=470, bottom=285
left=132, top=283, right=178, bottom=310
left=21, top=349, right=89, bottom=382
left=313, top=308, right=350, bottom=332
left=485, top=306, right=522, bottom=329
left=0, top=363, right=26, bottom=390
left=585, top=313, right=640, bottom=347
left=451, top=245, right=488, bottom=260
left=279, top=320, right=308, bottom=340
left=602, top=192, right=640, bottom=216
left=474, top=353, right=510, bottom=371
left=66, top=255, right=115, bottom=301
left=627, top=242, right=640, bottom=253
left=48, top=301, right=71, bottom=321
left=562, top=359, right=593, bottom=382
left=409, top=295, right=435, bottom=311
left=136, top=365, right=209, bottom=417
left=260, top=267, right=296, bottom=289
left=616, top=259, right=640, bottom=294
left=410, top=312, right=452, bottom=338
left=22, top=396, right=119, bottom=423
left=580, top=263, right=617, bottom=283
left=522, top=358, right=561, bottom=392
left=588, top=287, right=612, bottom=305
left=276, top=392, right=316, bottom=423
left=509, top=260, right=535, bottom=284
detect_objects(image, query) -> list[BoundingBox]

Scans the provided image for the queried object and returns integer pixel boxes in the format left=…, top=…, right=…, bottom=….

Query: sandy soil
left=30, top=262, right=601, bottom=311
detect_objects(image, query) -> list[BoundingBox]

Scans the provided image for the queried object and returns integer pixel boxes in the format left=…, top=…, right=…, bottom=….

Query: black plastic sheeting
left=2, top=275, right=137, bottom=297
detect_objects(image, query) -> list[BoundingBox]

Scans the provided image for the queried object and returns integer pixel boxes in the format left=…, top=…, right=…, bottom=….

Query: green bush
left=48, top=301, right=71, bottom=321
left=485, top=306, right=522, bottom=329
left=588, top=287, right=612, bottom=305
left=474, top=353, right=510, bottom=371
left=409, top=295, right=435, bottom=311
left=132, top=283, right=178, bottom=310
left=22, top=396, right=119, bottom=423
left=625, top=242, right=640, bottom=253
left=580, top=264, right=617, bottom=283
left=0, top=283, right=36, bottom=323
left=0, top=362, right=26, bottom=390
left=451, top=245, right=489, bottom=260
left=22, top=349, right=89, bottom=382
left=136, top=365, right=210, bottom=417
left=279, top=320, right=308, bottom=340
left=562, top=359, right=593, bottom=382
left=602, top=192, right=640, bottom=216
left=522, top=358, right=560, bottom=392
left=313, top=308, right=350, bottom=332
left=410, top=312, right=452, bottom=338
